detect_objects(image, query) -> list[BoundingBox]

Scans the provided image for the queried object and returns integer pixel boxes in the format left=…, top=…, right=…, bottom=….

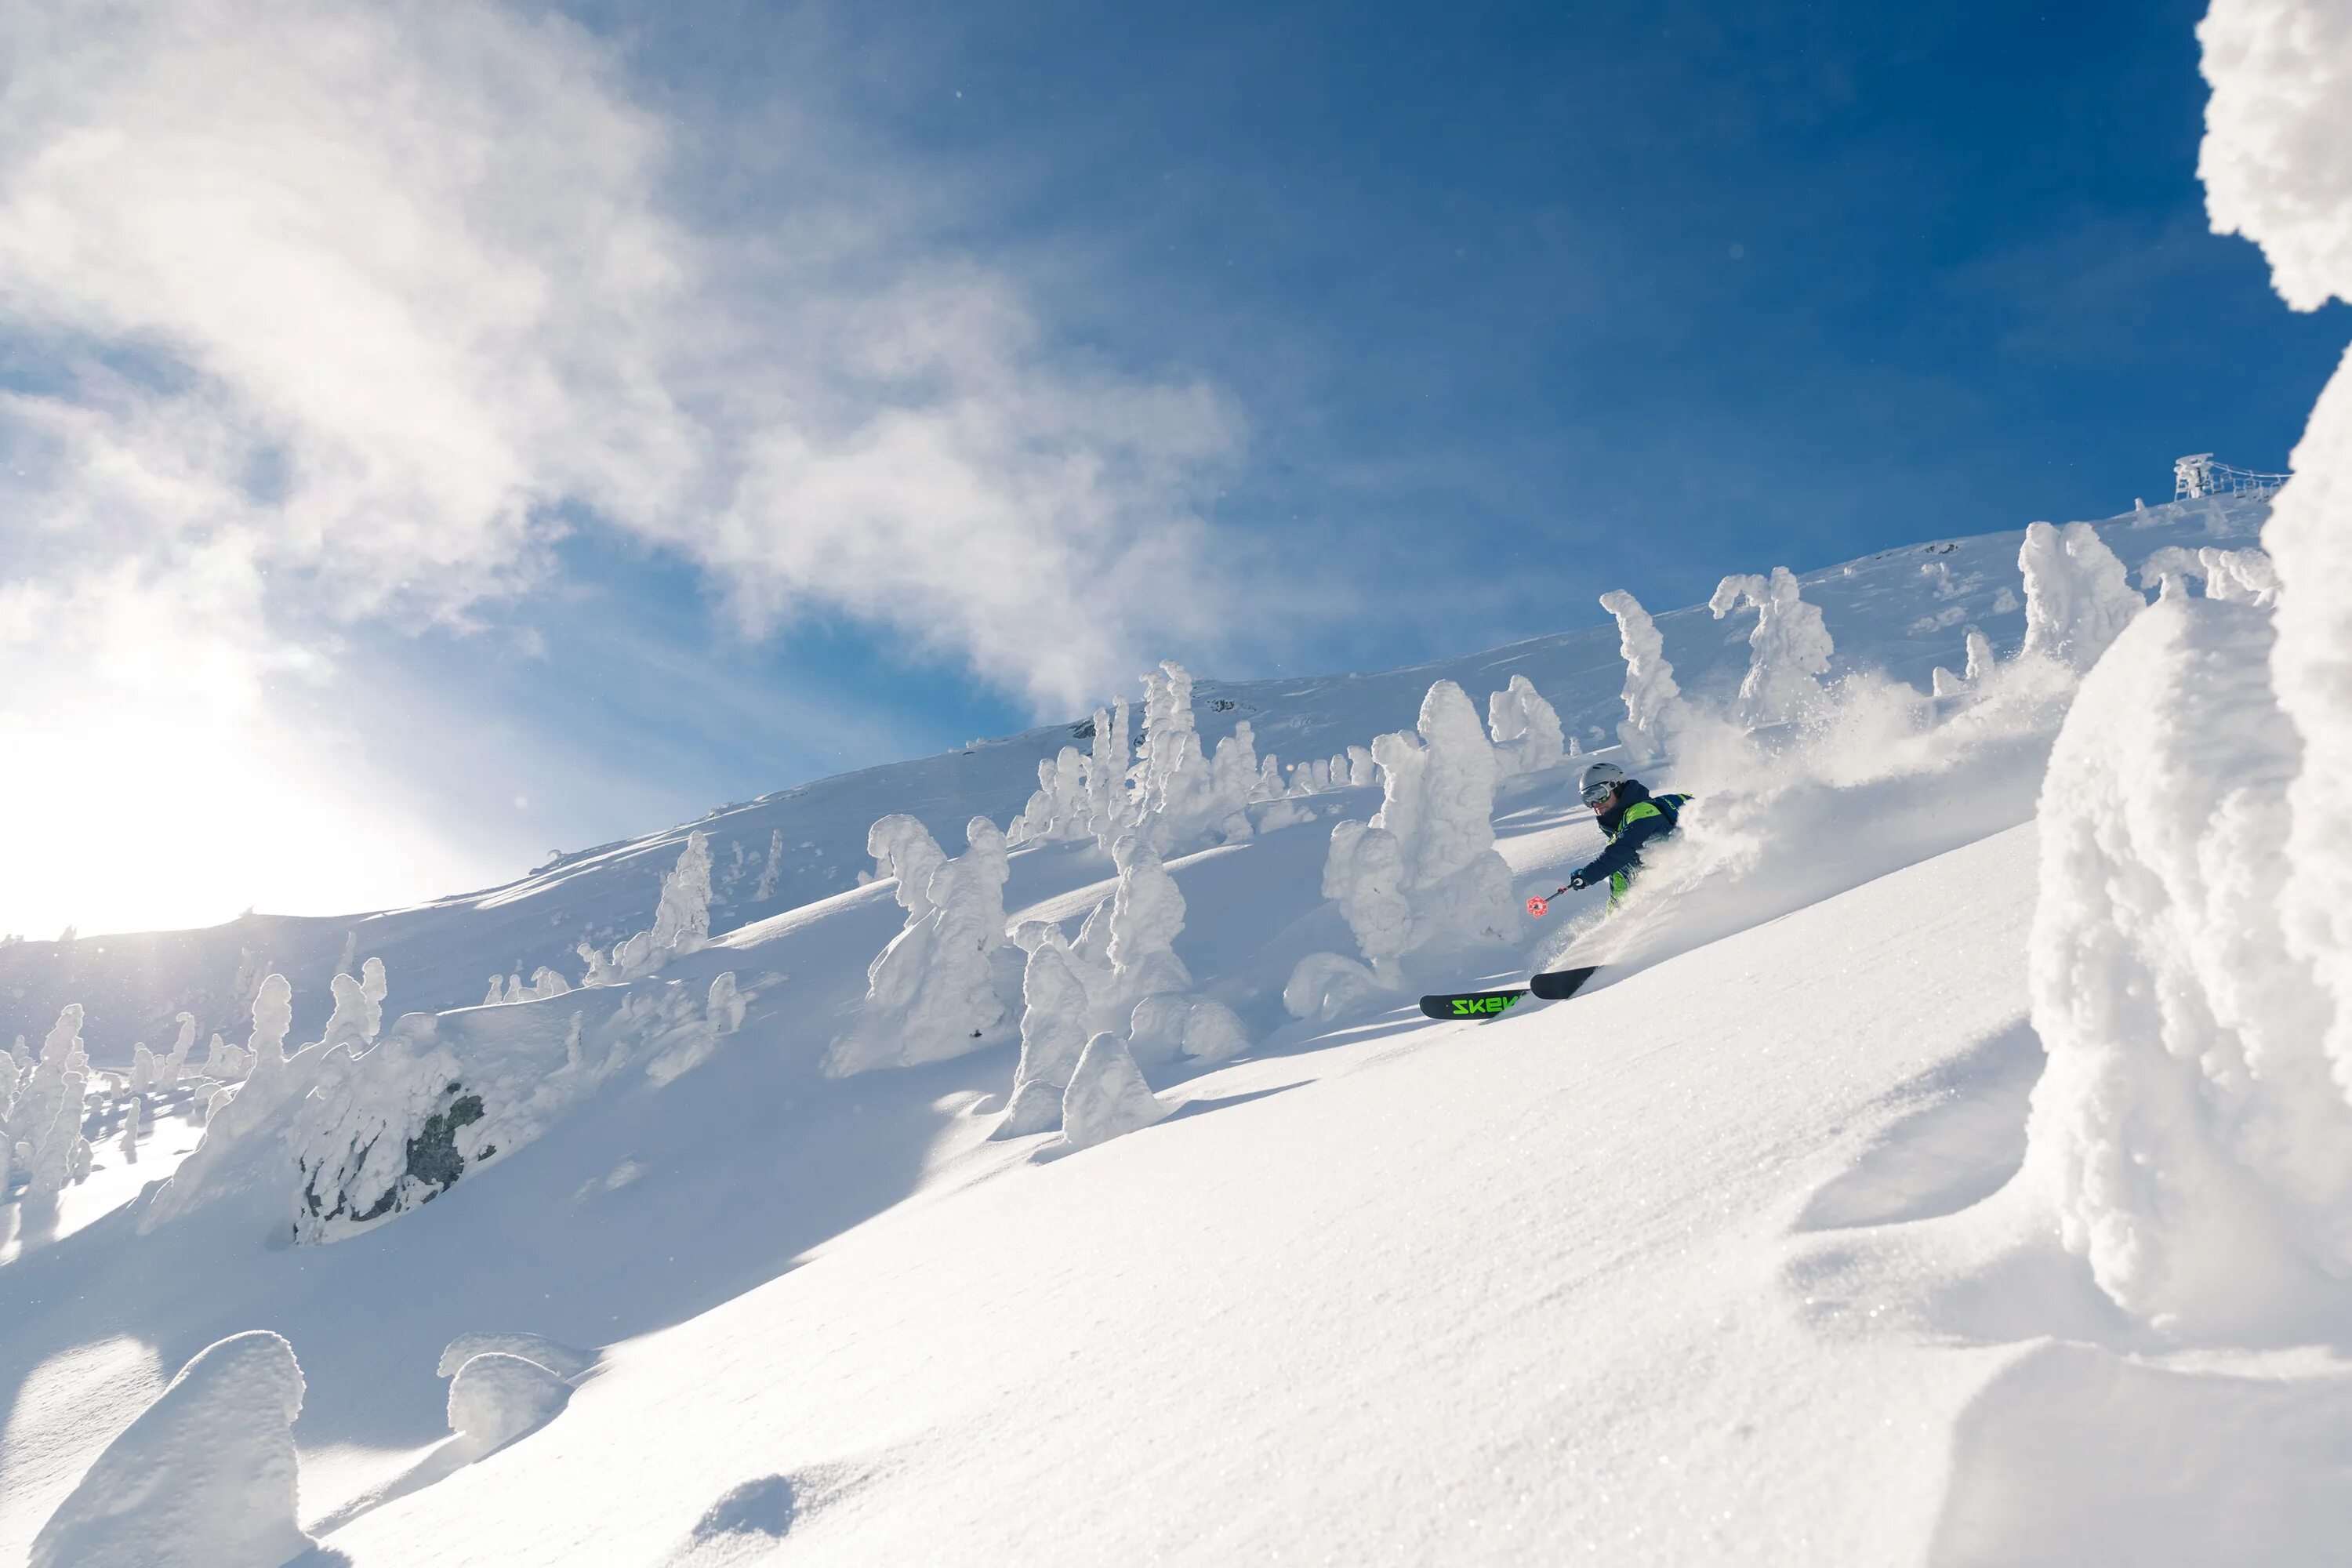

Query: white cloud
left=0, top=0, right=1253, bottom=930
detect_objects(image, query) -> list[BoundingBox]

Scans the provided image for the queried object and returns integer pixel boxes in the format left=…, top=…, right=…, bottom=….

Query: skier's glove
left=1566, top=873, right=1588, bottom=891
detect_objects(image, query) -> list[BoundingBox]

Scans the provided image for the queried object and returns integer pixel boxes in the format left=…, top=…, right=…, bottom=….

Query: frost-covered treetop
left=2199, top=0, right=2352, bottom=311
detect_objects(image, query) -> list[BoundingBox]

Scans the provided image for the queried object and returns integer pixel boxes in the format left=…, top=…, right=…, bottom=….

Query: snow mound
left=436, top=1331, right=596, bottom=1381
left=31, top=1330, right=310, bottom=1568
left=1060, top=1032, right=1168, bottom=1150
left=447, top=1351, right=572, bottom=1454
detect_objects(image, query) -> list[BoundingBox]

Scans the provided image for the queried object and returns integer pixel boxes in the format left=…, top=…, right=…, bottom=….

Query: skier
left=1565, top=762, right=1691, bottom=908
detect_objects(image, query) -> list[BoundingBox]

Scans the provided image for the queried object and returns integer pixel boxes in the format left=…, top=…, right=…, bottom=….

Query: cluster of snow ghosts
left=31, top=1330, right=314, bottom=1568
left=578, top=831, right=713, bottom=986
left=1009, top=662, right=1294, bottom=853
left=2, top=1005, right=96, bottom=1196
left=996, top=833, right=1246, bottom=1142
left=2019, top=4, right=2352, bottom=1343
left=827, top=815, right=1020, bottom=1076
left=143, top=963, right=395, bottom=1232
left=1287, top=681, right=1517, bottom=1016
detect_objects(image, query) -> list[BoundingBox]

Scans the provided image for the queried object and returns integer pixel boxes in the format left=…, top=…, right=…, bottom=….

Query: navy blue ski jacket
left=1573, top=780, right=1690, bottom=902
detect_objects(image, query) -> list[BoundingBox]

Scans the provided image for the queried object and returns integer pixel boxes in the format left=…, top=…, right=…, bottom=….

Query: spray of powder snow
left=1549, top=648, right=2085, bottom=983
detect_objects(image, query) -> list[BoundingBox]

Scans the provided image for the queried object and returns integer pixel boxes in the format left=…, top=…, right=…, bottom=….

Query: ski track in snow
left=8, top=495, right=2345, bottom=1563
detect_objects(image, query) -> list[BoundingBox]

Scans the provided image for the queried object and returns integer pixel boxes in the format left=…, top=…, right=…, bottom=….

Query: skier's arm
left=1570, top=811, right=1675, bottom=888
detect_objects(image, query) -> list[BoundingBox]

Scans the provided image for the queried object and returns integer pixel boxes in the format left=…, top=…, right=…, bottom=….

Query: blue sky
left=0, top=0, right=2342, bottom=935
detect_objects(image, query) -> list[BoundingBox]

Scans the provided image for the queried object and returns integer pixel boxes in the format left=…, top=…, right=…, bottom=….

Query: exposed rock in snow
left=1059, top=1032, right=1169, bottom=1151
left=2024, top=593, right=2352, bottom=1338
left=292, top=978, right=735, bottom=1241
left=829, top=817, right=1015, bottom=1076
left=2018, top=520, right=2143, bottom=670
left=1600, top=588, right=1690, bottom=764
left=30, top=1330, right=311, bottom=1568
left=447, top=1351, right=572, bottom=1454
left=1486, top=673, right=1566, bottom=775
left=1709, top=567, right=1835, bottom=725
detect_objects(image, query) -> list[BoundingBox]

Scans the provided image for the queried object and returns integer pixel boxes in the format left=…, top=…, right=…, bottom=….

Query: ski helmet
left=1579, top=761, right=1628, bottom=807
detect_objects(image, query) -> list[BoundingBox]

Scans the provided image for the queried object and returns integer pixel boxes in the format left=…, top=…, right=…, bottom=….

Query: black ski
left=1417, top=988, right=1529, bottom=1021
left=1528, top=965, right=1600, bottom=1000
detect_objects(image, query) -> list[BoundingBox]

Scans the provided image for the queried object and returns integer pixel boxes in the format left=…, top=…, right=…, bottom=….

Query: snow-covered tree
left=1368, top=681, right=1515, bottom=952
left=1709, top=566, right=1835, bottom=725
left=1010, top=747, right=1091, bottom=845
left=201, top=1032, right=247, bottom=1083
left=1059, top=1032, right=1169, bottom=1151
left=1486, top=674, right=1565, bottom=775
left=828, top=816, right=1016, bottom=1076
left=1599, top=589, right=1689, bottom=764
left=1106, top=834, right=1192, bottom=1009
left=2017, top=521, right=2143, bottom=670
left=2014, top=17, right=2352, bottom=1341
left=245, top=975, right=293, bottom=1071
left=1963, top=626, right=1994, bottom=685
left=579, top=832, right=715, bottom=985
left=1086, top=702, right=1136, bottom=848
left=753, top=828, right=785, bottom=900
left=165, top=1012, right=198, bottom=1085
left=12, top=1004, right=93, bottom=1197
left=1001, top=940, right=1092, bottom=1135
left=869, top=815, right=949, bottom=920
left=1321, top=821, right=1410, bottom=981
left=321, top=958, right=389, bottom=1052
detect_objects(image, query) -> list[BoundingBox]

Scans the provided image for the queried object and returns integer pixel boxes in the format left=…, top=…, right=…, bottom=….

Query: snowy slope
left=10, top=488, right=2337, bottom=1566
left=314, top=826, right=2056, bottom=1567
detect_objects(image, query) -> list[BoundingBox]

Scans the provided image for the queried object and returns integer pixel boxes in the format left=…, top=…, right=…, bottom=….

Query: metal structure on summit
left=2174, top=453, right=2289, bottom=503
